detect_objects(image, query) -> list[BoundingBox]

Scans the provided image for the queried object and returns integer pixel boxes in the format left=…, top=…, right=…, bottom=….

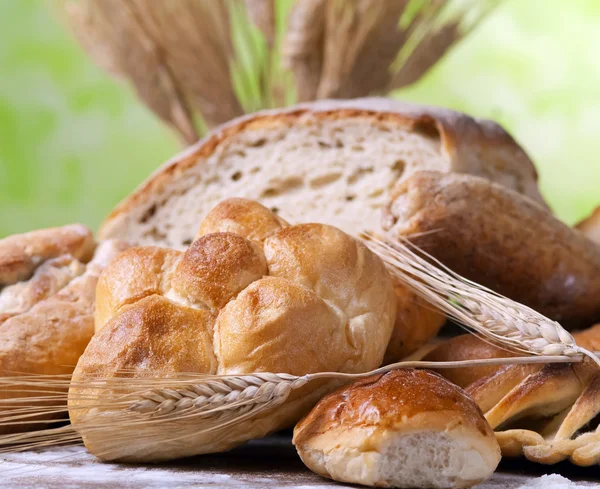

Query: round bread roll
left=69, top=199, right=397, bottom=462
left=293, top=369, right=501, bottom=489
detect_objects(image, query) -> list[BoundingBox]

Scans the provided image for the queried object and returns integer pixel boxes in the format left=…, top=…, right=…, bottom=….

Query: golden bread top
left=84, top=199, right=397, bottom=387
left=294, top=369, right=493, bottom=447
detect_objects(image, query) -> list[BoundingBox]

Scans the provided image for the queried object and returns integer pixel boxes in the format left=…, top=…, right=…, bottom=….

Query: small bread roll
left=293, top=369, right=501, bottom=489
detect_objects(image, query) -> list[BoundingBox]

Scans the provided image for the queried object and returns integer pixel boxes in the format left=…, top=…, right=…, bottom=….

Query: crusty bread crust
left=384, top=171, right=600, bottom=329
left=422, top=335, right=517, bottom=388
left=99, top=98, right=546, bottom=241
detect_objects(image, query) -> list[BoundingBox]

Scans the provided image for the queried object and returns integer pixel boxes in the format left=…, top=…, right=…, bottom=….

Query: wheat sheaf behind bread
left=69, top=198, right=397, bottom=463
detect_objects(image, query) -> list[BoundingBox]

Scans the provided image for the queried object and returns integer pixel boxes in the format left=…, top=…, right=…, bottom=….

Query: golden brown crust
left=196, top=198, right=289, bottom=244
left=384, top=284, right=445, bottom=363
left=0, top=224, right=95, bottom=285
left=576, top=206, right=600, bottom=245
left=94, top=246, right=182, bottom=332
left=422, top=335, right=517, bottom=388
left=99, top=98, right=546, bottom=239
left=69, top=295, right=217, bottom=427
left=294, top=369, right=493, bottom=447
left=173, top=233, right=267, bottom=313
left=383, top=171, right=600, bottom=329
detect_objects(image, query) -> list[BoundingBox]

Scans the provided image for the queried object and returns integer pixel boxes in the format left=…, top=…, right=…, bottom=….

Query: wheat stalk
left=362, top=232, right=600, bottom=368
left=0, top=356, right=576, bottom=451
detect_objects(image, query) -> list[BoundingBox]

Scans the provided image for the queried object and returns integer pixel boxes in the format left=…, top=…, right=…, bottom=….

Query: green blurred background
left=1, top=0, right=599, bottom=238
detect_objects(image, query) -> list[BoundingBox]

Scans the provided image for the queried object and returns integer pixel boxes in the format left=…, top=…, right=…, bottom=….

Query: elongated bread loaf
left=294, top=369, right=500, bottom=488
left=383, top=171, right=600, bottom=329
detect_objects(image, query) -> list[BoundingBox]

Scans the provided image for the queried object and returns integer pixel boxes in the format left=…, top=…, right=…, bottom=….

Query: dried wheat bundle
left=363, top=233, right=600, bottom=367
left=61, top=0, right=501, bottom=142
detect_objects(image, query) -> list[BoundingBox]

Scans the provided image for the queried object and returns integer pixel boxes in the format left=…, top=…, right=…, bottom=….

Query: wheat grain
left=363, top=233, right=600, bottom=367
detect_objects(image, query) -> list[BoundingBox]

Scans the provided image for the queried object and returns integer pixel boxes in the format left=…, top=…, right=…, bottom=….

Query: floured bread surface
left=100, top=98, right=546, bottom=249
left=293, top=369, right=500, bottom=488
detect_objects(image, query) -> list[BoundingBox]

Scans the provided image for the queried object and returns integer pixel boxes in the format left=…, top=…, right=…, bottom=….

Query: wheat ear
left=362, top=233, right=600, bottom=368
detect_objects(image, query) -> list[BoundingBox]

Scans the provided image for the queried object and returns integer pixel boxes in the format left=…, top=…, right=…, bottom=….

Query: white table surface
left=1, top=434, right=598, bottom=489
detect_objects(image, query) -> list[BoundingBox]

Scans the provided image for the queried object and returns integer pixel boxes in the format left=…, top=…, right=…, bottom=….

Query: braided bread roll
left=69, top=199, right=397, bottom=462
left=425, top=328, right=600, bottom=466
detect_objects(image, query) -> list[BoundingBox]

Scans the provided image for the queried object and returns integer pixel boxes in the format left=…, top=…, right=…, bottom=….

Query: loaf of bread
left=99, top=98, right=546, bottom=248
left=293, top=369, right=501, bottom=488
left=0, top=236, right=128, bottom=434
left=425, top=327, right=600, bottom=466
left=98, top=99, right=549, bottom=359
left=383, top=171, right=600, bottom=329
left=577, top=206, right=600, bottom=245
left=68, top=199, right=397, bottom=462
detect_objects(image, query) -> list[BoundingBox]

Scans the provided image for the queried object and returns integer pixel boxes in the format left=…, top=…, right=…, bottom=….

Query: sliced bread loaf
left=99, top=98, right=546, bottom=248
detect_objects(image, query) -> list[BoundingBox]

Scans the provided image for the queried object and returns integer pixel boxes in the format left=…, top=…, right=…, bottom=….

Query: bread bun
left=383, top=171, right=600, bottom=329
left=293, top=369, right=500, bottom=488
left=0, top=238, right=128, bottom=434
left=69, top=199, right=397, bottom=462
